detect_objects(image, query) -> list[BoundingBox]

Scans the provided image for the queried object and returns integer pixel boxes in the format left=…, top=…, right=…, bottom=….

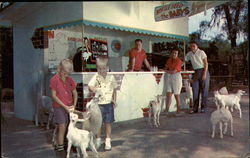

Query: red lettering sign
left=155, top=1, right=191, bottom=21
left=48, top=31, right=54, bottom=39
left=68, top=37, right=83, bottom=42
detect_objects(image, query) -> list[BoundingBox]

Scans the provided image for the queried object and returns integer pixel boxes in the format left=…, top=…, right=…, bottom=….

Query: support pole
left=183, top=40, right=186, bottom=71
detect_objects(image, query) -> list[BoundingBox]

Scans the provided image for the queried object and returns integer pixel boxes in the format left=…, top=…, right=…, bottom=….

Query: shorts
left=53, top=107, right=69, bottom=124
left=165, top=72, right=182, bottom=95
left=99, top=103, right=115, bottom=123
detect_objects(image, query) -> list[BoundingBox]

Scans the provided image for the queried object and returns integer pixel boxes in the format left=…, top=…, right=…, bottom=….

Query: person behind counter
left=127, top=39, right=151, bottom=71
left=88, top=57, right=118, bottom=151
left=73, top=37, right=91, bottom=72
left=163, top=48, right=184, bottom=116
left=50, top=59, right=78, bottom=151
left=185, top=41, right=210, bottom=113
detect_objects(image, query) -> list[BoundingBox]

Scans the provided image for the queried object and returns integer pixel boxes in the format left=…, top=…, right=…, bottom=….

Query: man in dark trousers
left=185, top=41, right=210, bottom=113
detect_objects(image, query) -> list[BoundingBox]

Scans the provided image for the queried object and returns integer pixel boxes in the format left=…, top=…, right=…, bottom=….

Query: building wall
left=83, top=1, right=189, bottom=37
left=11, top=2, right=83, bottom=120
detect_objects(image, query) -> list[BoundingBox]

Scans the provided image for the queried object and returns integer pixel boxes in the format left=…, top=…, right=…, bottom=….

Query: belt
left=194, top=68, right=204, bottom=72
left=99, top=103, right=112, bottom=106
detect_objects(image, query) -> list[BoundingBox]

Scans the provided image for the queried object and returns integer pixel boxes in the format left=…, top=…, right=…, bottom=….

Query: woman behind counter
left=164, top=48, right=184, bottom=116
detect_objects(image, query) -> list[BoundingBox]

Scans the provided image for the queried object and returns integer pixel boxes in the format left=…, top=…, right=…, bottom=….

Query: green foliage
left=189, top=31, right=201, bottom=41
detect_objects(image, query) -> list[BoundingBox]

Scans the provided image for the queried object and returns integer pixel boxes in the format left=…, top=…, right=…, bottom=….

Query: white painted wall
left=83, top=1, right=189, bottom=37
left=11, top=2, right=83, bottom=120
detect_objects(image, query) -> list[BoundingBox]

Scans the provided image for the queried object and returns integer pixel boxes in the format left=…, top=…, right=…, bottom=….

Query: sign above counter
left=154, top=1, right=228, bottom=22
left=154, top=1, right=190, bottom=22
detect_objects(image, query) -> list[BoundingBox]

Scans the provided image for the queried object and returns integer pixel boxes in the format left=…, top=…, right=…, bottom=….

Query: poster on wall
left=46, top=29, right=83, bottom=69
left=81, top=38, right=108, bottom=70
left=89, top=38, right=108, bottom=62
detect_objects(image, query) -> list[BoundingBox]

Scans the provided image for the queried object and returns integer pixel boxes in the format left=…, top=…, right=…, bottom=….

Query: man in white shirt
left=185, top=41, right=210, bottom=113
left=88, top=57, right=117, bottom=151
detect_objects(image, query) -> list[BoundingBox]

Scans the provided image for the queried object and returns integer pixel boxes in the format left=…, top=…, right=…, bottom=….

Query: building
left=0, top=2, right=226, bottom=121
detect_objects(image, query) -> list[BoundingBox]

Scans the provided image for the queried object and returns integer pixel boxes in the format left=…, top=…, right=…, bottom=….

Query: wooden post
left=81, top=24, right=86, bottom=72
left=183, top=40, right=186, bottom=71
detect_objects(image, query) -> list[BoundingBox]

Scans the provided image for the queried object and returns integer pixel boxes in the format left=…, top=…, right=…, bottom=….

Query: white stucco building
left=0, top=2, right=226, bottom=121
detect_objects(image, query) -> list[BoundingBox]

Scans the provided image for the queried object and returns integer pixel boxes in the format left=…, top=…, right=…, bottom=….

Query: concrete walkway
left=1, top=95, right=249, bottom=158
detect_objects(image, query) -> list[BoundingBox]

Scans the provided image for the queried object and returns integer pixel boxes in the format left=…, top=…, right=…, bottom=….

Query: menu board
left=89, top=38, right=108, bottom=62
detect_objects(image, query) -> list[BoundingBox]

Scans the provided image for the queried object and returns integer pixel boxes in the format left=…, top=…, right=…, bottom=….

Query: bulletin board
left=89, top=38, right=108, bottom=62
left=83, top=38, right=108, bottom=70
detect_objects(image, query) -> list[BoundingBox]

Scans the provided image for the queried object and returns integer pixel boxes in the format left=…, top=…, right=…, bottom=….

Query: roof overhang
left=0, top=2, right=46, bottom=21
left=188, top=1, right=229, bottom=17
left=43, top=19, right=189, bottom=41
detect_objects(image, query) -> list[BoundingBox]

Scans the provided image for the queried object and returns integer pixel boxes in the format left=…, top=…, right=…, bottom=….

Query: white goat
left=148, top=95, right=165, bottom=128
left=218, top=86, right=229, bottom=95
left=183, top=79, right=193, bottom=107
left=81, top=96, right=102, bottom=135
left=214, top=90, right=245, bottom=118
left=211, top=106, right=233, bottom=139
left=36, top=95, right=54, bottom=129
left=66, top=112, right=98, bottom=158
left=52, top=94, right=103, bottom=148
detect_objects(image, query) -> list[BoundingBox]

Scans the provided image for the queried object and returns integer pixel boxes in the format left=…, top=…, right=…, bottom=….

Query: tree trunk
left=230, top=37, right=237, bottom=49
left=223, top=1, right=242, bottom=49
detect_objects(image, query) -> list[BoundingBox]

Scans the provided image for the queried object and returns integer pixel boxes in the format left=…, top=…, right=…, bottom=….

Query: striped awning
left=43, top=19, right=189, bottom=41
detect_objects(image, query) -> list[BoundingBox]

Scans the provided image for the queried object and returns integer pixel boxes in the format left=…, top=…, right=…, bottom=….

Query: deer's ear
left=86, top=111, right=91, bottom=119
left=93, top=97, right=99, bottom=102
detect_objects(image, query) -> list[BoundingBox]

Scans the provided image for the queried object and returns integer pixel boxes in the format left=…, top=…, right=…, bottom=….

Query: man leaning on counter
left=127, top=39, right=151, bottom=72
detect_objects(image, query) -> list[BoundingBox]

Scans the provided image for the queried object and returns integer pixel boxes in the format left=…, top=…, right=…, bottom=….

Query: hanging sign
left=154, top=1, right=190, bottom=22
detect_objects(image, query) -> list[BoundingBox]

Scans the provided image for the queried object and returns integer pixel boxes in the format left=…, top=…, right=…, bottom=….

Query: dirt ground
left=1, top=94, right=249, bottom=158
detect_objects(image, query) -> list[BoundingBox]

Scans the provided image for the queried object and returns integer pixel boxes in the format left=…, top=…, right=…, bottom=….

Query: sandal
left=55, top=144, right=64, bottom=152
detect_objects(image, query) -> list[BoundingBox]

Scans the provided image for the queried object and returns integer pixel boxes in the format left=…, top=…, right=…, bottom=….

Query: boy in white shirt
left=88, top=57, right=117, bottom=151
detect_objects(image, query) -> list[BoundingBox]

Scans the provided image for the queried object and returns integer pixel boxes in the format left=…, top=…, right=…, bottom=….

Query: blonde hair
left=96, top=57, right=108, bottom=68
left=57, top=59, right=73, bottom=73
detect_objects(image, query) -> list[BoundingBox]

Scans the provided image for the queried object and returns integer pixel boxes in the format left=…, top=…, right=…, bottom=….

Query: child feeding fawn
left=88, top=57, right=118, bottom=151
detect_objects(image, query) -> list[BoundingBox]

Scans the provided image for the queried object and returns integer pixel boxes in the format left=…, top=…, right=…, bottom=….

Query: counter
left=47, top=71, right=194, bottom=122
